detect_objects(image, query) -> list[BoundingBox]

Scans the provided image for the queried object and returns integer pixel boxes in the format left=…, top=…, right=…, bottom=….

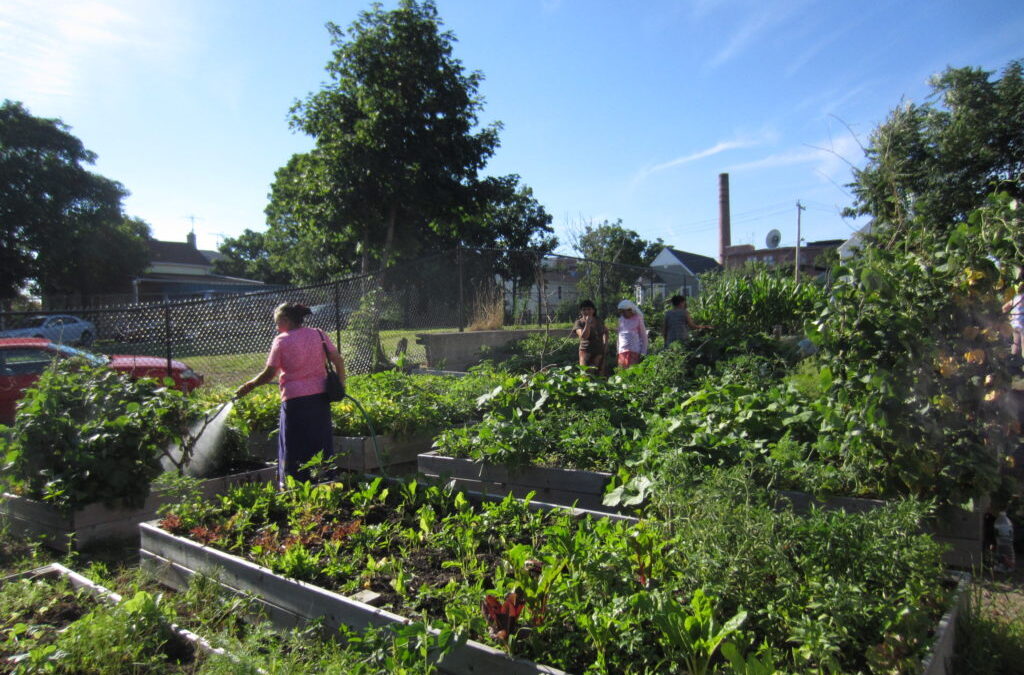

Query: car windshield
left=22, top=317, right=48, bottom=328
left=53, top=344, right=108, bottom=366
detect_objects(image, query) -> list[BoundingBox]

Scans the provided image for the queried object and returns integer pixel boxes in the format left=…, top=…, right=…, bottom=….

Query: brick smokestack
left=718, top=172, right=731, bottom=265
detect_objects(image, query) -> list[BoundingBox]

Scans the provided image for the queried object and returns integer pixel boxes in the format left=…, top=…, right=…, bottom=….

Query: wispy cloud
left=703, top=0, right=814, bottom=70
left=632, top=134, right=768, bottom=188
left=0, top=0, right=188, bottom=104
left=707, top=10, right=774, bottom=68
left=784, top=26, right=847, bottom=78
left=725, top=134, right=861, bottom=184
left=793, top=80, right=876, bottom=119
left=650, top=140, right=754, bottom=172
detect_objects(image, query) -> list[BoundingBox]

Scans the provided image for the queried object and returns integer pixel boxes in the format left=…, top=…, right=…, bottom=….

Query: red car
left=0, top=338, right=204, bottom=425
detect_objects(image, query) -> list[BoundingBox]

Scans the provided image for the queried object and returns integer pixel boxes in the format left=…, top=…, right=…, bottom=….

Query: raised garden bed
left=416, top=453, right=986, bottom=567
left=251, top=431, right=435, bottom=472
left=140, top=521, right=565, bottom=675
left=415, top=329, right=552, bottom=371
left=777, top=491, right=988, bottom=568
left=418, top=451, right=613, bottom=512
left=0, top=562, right=227, bottom=667
left=0, top=464, right=276, bottom=550
left=920, top=572, right=970, bottom=675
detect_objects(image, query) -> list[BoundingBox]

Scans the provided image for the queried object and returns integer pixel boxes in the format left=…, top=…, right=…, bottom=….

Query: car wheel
left=79, top=331, right=93, bottom=346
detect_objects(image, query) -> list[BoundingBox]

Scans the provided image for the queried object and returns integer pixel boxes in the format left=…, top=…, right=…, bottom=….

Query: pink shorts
left=617, top=351, right=641, bottom=368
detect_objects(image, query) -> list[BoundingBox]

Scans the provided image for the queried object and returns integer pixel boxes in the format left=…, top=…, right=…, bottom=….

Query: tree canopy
left=0, top=100, right=150, bottom=300
left=266, top=0, right=529, bottom=280
left=848, top=59, right=1024, bottom=240
left=572, top=219, right=664, bottom=267
left=212, top=229, right=292, bottom=285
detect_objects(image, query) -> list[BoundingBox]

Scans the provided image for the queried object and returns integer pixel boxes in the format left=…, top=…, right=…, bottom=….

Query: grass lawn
left=183, top=323, right=572, bottom=388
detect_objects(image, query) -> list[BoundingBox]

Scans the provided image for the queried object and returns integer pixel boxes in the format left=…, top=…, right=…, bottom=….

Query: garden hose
left=343, top=392, right=386, bottom=478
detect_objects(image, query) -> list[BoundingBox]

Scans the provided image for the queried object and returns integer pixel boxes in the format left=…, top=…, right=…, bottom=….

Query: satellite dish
left=766, top=229, right=782, bottom=249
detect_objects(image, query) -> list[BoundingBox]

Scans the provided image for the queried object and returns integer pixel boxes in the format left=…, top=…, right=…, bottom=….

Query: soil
left=35, top=594, right=89, bottom=626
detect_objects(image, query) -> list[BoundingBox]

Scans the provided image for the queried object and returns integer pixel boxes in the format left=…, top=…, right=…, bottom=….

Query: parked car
left=0, top=338, right=204, bottom=425
left=113, top=317, right=199, bottom=343
left=0, top=315, right=96, bottom=346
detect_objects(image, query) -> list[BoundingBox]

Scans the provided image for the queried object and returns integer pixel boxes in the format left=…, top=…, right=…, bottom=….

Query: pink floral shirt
left=266, top=326, right=339, bottom=401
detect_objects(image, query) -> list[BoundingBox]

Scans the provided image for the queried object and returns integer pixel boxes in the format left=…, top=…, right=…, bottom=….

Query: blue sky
left=2, top=0, right=1022, bottom=260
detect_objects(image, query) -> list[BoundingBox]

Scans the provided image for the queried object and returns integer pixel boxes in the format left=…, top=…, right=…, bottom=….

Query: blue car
left=0, top=315, right=96, bottom=346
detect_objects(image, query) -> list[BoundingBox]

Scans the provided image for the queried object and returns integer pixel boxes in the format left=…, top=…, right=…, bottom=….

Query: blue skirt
left=278, top=393, right=334, bottom=486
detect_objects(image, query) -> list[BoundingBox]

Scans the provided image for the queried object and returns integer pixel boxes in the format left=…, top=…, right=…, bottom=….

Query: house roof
left=660, top=247, right=721, bottom=275
left=634, top=270, right=669, bottom=285
left=136, top=272, right=265, bottom=286
left=147, top=240, right=211, bottom=267
left=200, top=249, right=226, bottom=264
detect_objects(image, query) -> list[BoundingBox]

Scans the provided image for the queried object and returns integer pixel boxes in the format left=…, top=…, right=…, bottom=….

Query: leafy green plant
left=154, top=470, right=952, bottom=674
left=0, top=361, right=198, bottom=511
left=692, top=266, right=822, bottom=339
left=229, top=369, right=500, bottom=439
left=638, top=588, right=747, bottom=675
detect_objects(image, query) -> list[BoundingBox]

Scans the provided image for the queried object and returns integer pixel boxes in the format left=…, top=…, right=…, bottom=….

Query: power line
left=673, top=200, right=795, bottom=229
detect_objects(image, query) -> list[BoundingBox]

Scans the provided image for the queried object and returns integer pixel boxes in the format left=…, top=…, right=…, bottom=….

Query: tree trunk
left=360, top=225, right=371, bottom=275
left=381, top=206, right=396, bottom=271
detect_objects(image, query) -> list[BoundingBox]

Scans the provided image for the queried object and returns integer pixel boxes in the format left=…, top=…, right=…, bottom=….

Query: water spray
left=160, top=397, right=237, bottom=477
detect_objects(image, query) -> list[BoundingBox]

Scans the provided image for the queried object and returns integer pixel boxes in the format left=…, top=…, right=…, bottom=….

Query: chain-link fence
left=0, top=248, right=695, bottom=389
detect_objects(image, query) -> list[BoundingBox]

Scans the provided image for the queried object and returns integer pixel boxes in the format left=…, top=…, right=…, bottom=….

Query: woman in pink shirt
left=235, top=302, right=346, bottom=486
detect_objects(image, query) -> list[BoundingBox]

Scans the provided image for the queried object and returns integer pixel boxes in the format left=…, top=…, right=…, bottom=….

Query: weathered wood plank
left=920, top=573, right=970, bottom=675
left=426, top=474, right=609, bottom=512
left=141, top=550, right=312, bottom=631
left=418, top=452, right=612, bottom=495
left=0, top=465, right=276, bottom=551
left=2, top=562, right=229, bottom=662
left=252, top=430, right=434, bottom=471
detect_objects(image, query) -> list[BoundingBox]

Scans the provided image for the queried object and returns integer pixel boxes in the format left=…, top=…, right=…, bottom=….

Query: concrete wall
left=415, top=328, right=553, bottom=371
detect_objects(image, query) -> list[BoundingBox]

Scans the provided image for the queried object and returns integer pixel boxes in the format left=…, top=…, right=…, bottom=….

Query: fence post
left=164, top=301, right=173, bottom=378
left=536, top=255, right=543, bottom=328
left=457, top=246, right=465, bottom=332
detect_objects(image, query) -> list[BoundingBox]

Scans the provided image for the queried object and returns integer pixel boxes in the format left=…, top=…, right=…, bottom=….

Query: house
left=131, top=233, right=268, bottom=302
left=634, top=247, right=721, bottom=304
left=502, top=256, right=582, bottom=323
left=722, top=238, right=843, bottom=276
left=837, top=222, right=873, bottom=259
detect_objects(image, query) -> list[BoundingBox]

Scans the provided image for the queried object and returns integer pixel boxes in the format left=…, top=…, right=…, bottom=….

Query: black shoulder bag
left=319, top=330, right=346, bottom=402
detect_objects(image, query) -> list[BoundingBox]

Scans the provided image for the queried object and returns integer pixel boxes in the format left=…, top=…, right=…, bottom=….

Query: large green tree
left=848, top=59, right=1024, bottom=239
left=571, top=219, right=663, bottom=315
left=268, top=0, right=502, bottom=277
left=0, top=100, right=149, bottom=300
left=213, top=228, right=293, bottom=285
left=572, top=219, right=664, bottom=267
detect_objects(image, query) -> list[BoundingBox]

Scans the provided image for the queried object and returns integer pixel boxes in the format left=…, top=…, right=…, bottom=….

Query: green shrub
left=229, top=370, right=502, bottom=438
left=693, top=266, right=822, bottom=338
left=1, top=361, right=196, bottom=511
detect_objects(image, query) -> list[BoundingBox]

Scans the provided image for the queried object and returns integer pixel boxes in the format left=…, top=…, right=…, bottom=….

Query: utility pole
left=794, top=200, right=805, bottom=283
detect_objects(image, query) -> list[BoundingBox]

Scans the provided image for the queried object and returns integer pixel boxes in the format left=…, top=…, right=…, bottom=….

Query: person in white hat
left=615, top=299, right=648, bottom=370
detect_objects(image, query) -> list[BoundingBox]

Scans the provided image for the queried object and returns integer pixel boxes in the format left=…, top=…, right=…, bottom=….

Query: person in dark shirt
left=572, top=300, right=608, bottom=374
left=663, top=295, right=709, bottom=349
